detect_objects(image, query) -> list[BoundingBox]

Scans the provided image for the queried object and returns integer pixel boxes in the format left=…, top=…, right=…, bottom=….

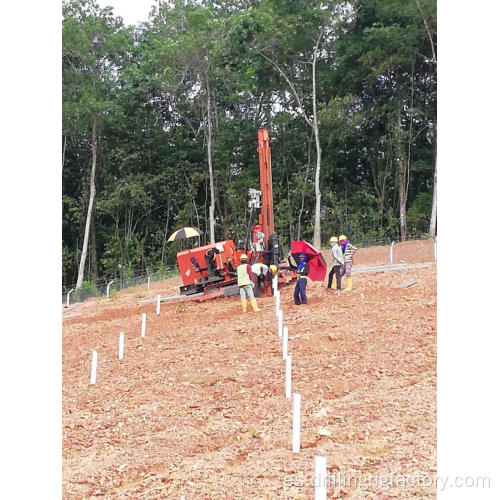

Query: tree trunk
left=90, top=211, right=98, bottom=282
left=312, top=122, right=322, bottom=249
left=429, top=155, right=437, bottom=236
left=397, top=111, right=407, bottom=241
left=398, top=156, right=407, bottom=241
left=161, top=205, right=170, bottom=264
left=206, top=77, right=215, bottom=244
left=298, top=131, right=313, bottom=240
left=312, top=30, right=324, bottom=249
left=62, top=134, right=66, bottom=171
left=76, top=117, right=98, bottom=289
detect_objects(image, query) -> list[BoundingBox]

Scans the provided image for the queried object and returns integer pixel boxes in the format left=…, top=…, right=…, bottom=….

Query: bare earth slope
left=63, top=239, right=436, bottom=499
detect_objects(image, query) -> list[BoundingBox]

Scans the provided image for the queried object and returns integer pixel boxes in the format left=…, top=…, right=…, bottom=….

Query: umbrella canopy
left=290, top=240, right=327, bottom=281
left=167, top=227, right=204, bottom=242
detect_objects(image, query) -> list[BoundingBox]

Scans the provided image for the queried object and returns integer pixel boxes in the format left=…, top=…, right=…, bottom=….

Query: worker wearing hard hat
left=327, top=236, right=344, bottom=291
left=251, top=263, right=278, bottom=296
left=288, top=253, right=310, bottom=305
left=237, top=254, right=261, bottom=312
left=338, top=235, right=358, bottom=291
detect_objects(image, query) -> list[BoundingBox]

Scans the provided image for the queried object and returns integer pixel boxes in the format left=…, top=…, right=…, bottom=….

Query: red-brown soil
left=63, top=239, right=436, bottom=499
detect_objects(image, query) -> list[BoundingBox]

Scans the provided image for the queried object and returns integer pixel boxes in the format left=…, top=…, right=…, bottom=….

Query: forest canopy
left=62, top=0, right=437, bottom=288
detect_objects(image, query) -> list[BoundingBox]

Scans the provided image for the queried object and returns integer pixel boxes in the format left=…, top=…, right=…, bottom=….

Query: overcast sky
left=98, top=0, right=157, bottom=26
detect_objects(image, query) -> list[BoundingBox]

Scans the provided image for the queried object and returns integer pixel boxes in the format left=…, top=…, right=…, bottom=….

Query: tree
left=228, top=1, right=340, bottom=247
left=63, top=0, right=132, bottom=287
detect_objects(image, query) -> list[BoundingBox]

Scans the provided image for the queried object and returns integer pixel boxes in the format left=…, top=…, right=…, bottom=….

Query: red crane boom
left=257, top=129, right=274, bottom=248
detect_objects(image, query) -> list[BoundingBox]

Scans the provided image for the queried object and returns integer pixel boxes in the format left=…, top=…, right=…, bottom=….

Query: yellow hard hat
left=270, top=264, right=278, bottom=273
left=339, top=234, right=347, bottom=242
left=240, top=254, right=248, bottom=260
left=329, top=236, right=338, bottom=243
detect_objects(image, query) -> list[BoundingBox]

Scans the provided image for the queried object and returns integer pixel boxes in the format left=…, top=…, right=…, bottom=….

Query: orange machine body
left=176, top=240, right=245, bottom=287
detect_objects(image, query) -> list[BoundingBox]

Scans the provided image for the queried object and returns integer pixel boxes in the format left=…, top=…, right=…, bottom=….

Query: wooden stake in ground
left=292, top=393, right=301, bottom=452
left=141, top=313, right=146, bottom=338
left=314, top=456, right=327, bottom=500
left=118, top=332, right=124, bottom=360
left=285, top=355, right=291, bottom=399
left=282, top=326, right=288, bottom=359
left=156, top=294, right=161, bottom=315
left=90, top=350, right=98, bottom=384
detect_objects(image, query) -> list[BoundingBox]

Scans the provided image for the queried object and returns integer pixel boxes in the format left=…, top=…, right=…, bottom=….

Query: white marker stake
left=275, top=291, right=280, bottom=317
left=273, top=274, right=278, bottom=297
left=90, top=350, right=98, bottom=384
left=66, top=288, right=74, bottom=307
left=285, top=355, right=292, bottom=399
left=106, top=280, right=114, bottom=298
left=147, top=275, right=151, bottom=290
left=156, top=294, right=161, bottom=315
left=141, top=313, right=146, bottom=338
left=314, top=456, right=327, bottom=500
left=278, top=309, right=283, bottom=338
left=389, top=241, right=395, bottom=264
left=292, top=393, right=301, bottom=452
left=282, top=326, right=288, bottom=359
left=118, top=332, right=124, bottom=360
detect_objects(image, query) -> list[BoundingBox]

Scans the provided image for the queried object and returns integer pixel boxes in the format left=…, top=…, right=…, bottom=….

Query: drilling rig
left=175, top=129, right=296, bottom=299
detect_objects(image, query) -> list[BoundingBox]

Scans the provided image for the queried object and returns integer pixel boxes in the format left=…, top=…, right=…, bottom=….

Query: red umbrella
left=290, top=240, right=328, bottom=281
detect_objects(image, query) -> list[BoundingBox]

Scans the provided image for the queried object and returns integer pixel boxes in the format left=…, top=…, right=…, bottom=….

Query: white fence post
left=278, top=309, right=283, bottom=338
left=106, top=280, right=114, bottom=298
left=285, top=355, right=291, bottom=399
left=314, top=456, right=327, bottom=500
left=390, top=241, right=395, bottom=264
left=282, top=326, right=288, bottom=360
left=66, top=288, right=75, bottom=307
left=141, top=312, right=146, bottom=338
left=292, top=393, right=301, bottom=452
left=275, top=291, right=280, bottom=317
left=118, top=332, right=124, bottom=360
left=147, top=275, right=151, bottom=290
left=273, top=274, right=278, bottom=297
left=90, top=350, right=98, bottom=384
left=156, top=294, right=161, bottom=315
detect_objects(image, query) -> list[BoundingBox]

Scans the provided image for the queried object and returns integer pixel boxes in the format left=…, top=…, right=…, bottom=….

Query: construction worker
left=327, top=236, right=344, bottom=291
left=288, top=253, right=310, bottom=305
left=339, top=235, right=358, bottom=291
left=251, top=263, right=278, bottom=296
left=237, top=254, right=261, bottom=312
left=205, top=246, right=221, bottom=277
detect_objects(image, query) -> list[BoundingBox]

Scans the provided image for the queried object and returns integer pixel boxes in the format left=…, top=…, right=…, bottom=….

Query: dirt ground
left=63, top=239, right=436, bottom=499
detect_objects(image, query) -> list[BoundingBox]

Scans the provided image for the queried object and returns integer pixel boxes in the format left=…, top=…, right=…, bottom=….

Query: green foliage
left=407, top=191, right=432, bottom=235
left=74, top=280, right=100, bottom=301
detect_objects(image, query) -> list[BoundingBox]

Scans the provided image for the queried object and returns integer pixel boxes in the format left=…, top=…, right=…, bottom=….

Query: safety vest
left=237, top=264, right=252, bottom=286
